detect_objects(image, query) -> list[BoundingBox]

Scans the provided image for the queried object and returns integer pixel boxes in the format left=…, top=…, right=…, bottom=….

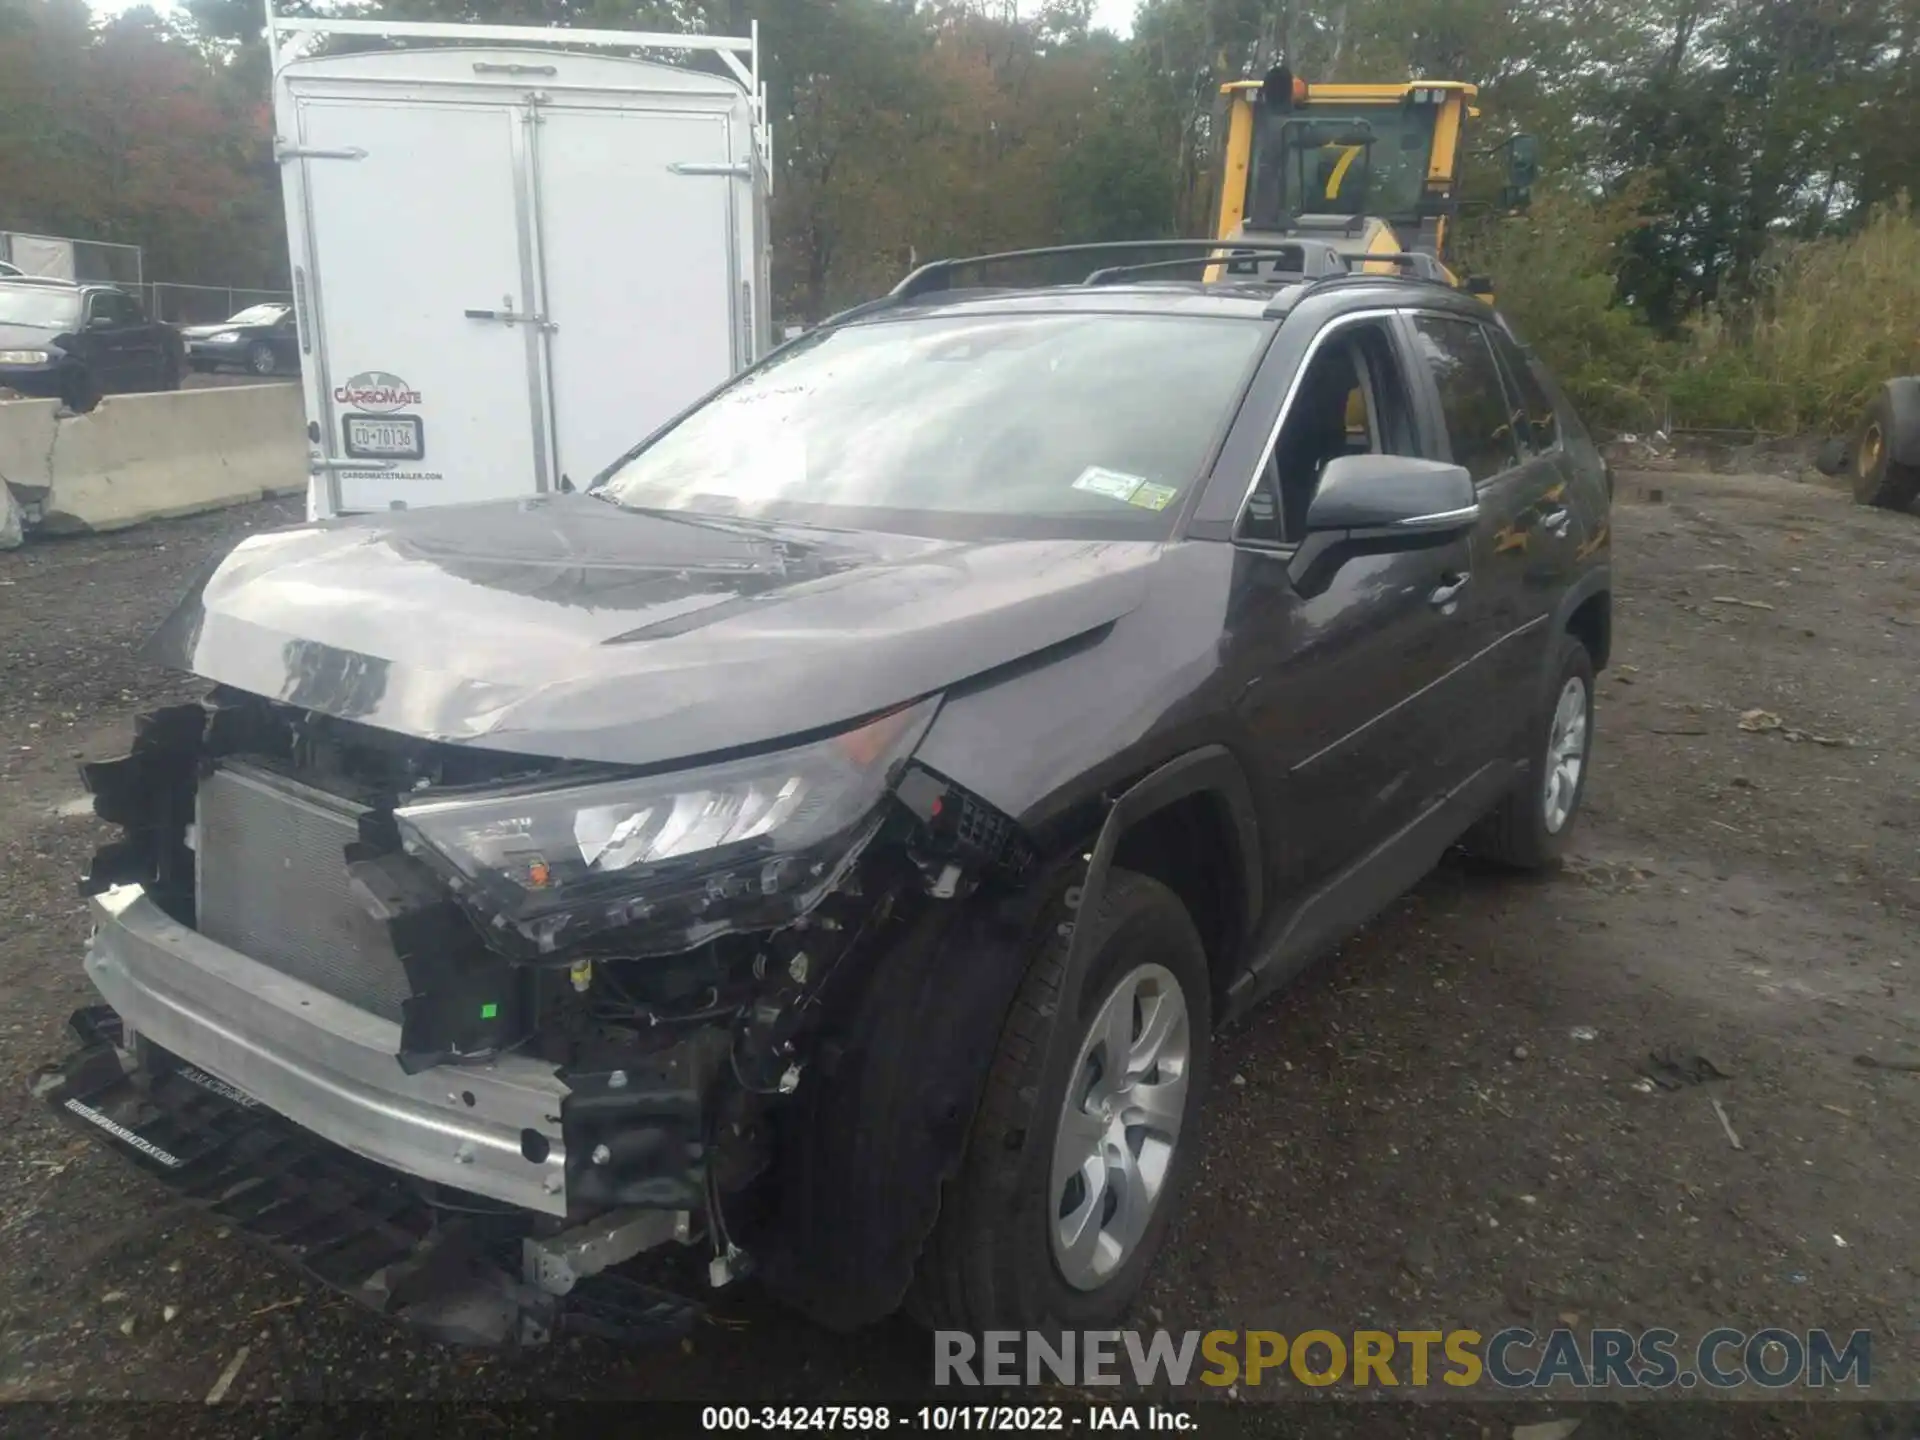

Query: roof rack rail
left=1343, top=251, right=1453, bottom=283
left=1083, top=243, right=1353, bottom=286
left=889, top=239, right=1353, bottom=300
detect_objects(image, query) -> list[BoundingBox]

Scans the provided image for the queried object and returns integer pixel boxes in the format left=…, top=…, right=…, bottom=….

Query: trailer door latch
left=668, top=161, right=752, bottom=179
left=276, top=144, right=367, bottom=163
left=463, top=304, right=558, bottom=333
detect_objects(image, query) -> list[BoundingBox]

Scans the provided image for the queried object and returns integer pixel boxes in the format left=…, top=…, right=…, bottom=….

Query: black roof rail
left=1337, top=251, right=1453, bottom=283
left=889, top=239, right=1355, bottom=300
left=1083, top=243, right=1354, bottom=286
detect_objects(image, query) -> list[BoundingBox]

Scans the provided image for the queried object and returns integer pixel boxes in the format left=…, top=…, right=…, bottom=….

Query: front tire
left=912, top=868, right=1211, bottom=1332
left=1467, top=635, right=1595, bottom=869
left=246, top=341, right=277, bottom=377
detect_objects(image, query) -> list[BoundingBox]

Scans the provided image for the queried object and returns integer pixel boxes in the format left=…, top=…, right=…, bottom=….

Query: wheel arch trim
left=1070, top=745, right=1264, bottom=986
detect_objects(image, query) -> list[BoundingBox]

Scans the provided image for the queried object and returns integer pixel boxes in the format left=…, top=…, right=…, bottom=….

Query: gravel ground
left=0, top=471, right=1915, bottom=1412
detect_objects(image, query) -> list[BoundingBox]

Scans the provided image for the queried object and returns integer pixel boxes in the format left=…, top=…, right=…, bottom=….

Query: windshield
left=595, top=312, right=1270, bottom=538
left=225, top=304, right=288, bottom=325
left=0, top=285, right=81, bottom=330
left=1247, top=105, right=1439, bottom=226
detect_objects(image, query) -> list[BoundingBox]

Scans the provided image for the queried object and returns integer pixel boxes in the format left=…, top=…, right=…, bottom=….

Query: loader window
left=1246, top=105, right=1439, bottom=228
left=1239, top=319, right=1417, bottom=544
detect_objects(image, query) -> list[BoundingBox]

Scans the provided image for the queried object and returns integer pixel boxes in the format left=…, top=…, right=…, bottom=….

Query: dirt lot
left=0, top=470, right=1914, bottom=1411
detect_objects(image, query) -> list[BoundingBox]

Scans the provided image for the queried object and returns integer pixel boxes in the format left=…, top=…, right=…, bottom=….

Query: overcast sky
left=90, top=0, right=1139, bottom=36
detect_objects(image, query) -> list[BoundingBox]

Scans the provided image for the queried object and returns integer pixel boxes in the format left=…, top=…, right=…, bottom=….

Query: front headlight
left=395, top=697, right=938, bottom=954
left=0, top=349, right=51, bottom=365
left=207, top=331, right=240, bottom=344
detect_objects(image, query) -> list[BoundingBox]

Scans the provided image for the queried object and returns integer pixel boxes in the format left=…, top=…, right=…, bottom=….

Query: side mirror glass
left=1303, top=454, right=1476, bottom=535
left=1501, top=133, right=1538, bottom=211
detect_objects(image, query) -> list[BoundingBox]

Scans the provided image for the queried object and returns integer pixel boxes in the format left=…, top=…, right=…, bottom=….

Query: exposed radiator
left=195, top=762, right=412, bottom=1022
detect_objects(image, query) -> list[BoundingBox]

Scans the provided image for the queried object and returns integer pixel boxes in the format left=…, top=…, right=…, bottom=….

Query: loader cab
left=1212, top=67, right=1481, bottom=271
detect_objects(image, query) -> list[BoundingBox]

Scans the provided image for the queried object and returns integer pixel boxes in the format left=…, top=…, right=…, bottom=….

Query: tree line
left=3, top=0, right=1916, bottom=431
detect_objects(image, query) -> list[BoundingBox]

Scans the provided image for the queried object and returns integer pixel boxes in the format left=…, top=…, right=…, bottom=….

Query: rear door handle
left=1429, top=572, right=1471, bottom=609
left=1539, top=504, right=1572, bottom=536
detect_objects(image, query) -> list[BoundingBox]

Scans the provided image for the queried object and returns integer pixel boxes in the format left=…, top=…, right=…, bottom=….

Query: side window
left=1487, top=326, right=1560, bottom=455
left=88, top=291, right=137, bottom=326
left=1239, top=319, right=1419, bottom=544
left=1409, top=314, right=1521, bottom=484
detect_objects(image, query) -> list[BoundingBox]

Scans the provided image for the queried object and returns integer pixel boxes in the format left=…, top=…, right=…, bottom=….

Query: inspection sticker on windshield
left=1129, top=481, right=1179, bottom=511
left=1073, top=466, right=1147, bottom=503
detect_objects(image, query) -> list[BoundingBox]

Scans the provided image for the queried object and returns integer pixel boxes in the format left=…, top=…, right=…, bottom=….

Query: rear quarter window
left=1409, top=314, right=1521, bottom=484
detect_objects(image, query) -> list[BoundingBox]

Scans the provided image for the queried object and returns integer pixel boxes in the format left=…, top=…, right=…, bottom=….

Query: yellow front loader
left=1210, top=64, right=1536, bottom=296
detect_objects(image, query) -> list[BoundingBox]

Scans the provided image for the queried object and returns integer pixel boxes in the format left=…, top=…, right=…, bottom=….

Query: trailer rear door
left=297, top=98, right=545, bottom=511
left=535, top=105, right=739, bottom=485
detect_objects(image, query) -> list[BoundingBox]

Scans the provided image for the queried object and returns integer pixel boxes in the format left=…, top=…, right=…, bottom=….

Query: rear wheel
left=911, top=868, right=1210, bottom=1332
left=1852, top=388, right=1920, bottom=511
left=1467, top=635, right=1595, bottom=869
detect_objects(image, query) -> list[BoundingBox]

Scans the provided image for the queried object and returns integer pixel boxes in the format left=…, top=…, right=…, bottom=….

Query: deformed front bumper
left=36, top=1007, right=699, bottom=1346
left=78, top=884, right=570, bottom=1216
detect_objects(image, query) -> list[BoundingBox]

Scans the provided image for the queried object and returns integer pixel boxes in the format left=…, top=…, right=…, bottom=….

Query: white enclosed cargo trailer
left=265, top=10, right=771, bottom=517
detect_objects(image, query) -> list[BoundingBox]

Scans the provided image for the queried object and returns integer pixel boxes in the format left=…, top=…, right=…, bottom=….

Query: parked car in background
left=0, top=278, right=182, bottom=410
left=183, top=303, right=300, bottom=378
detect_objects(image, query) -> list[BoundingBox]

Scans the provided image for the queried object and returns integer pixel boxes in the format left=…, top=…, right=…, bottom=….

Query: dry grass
left=1464, top=193, right=1920, bottom=437
left=1671, top=202, right=1920, bottom=434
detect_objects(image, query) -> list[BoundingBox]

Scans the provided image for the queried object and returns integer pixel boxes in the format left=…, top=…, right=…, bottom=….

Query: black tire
left=1813, top=436, right=1850, bottom=477
left=1852, top=388, right=1920, bottom=511
left=911, top=867, right=1212, bottom=1332
left=61, top=367, right=101, bottom=414
left=246, top=341, right=277, bottom=378
left=1466, top=635, right=1595, bottom=869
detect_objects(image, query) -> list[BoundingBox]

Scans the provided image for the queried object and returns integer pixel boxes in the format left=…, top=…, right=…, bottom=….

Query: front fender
left=759, top=879, right=1062, bottom=1329
left=1070, top=745, right=1264, bottom=981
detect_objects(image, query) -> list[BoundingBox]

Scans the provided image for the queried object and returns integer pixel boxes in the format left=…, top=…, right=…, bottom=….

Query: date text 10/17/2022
left=701, top=1407, right=1196, bottom=1431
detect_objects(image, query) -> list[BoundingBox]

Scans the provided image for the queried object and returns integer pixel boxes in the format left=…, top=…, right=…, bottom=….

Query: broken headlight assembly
left=394, top=698, right=938, bottom=955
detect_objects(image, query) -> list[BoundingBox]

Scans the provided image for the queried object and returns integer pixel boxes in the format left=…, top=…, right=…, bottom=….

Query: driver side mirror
left=1290, top=455, right=1477, bottom=592
left=1303, top=454, right=1477, bottom=533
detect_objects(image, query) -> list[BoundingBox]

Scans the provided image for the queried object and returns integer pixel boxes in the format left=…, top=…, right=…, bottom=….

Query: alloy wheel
left=1048, top=962, right=1191, bottom=1291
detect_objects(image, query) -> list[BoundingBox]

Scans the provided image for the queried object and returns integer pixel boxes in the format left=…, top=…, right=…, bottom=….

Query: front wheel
left=911, top=868, right=1211, bottom=1332
left=246, top=341, right=277, bottom=377
left=1466, top=635, right=1595, bottom=868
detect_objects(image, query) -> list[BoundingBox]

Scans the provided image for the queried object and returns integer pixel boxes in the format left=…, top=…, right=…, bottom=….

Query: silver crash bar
left=84, top=885, right=570, bottom=1216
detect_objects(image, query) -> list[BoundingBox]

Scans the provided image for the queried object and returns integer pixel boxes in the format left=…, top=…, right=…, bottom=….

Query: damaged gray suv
left=39, top=241, right=1612, bottom=1345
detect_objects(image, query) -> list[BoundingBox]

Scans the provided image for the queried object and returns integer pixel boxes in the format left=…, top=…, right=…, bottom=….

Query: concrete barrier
left=0, top=395, right=59, bottom=510
left=0, top=383, right=307, bottom=537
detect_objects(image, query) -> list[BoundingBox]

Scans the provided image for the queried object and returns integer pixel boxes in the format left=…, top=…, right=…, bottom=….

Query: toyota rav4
left=37, top=241, right=1611, bottom=1346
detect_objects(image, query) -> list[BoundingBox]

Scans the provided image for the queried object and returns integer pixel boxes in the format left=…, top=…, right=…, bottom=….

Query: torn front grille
left=195, top=760, right=412, bottom=1021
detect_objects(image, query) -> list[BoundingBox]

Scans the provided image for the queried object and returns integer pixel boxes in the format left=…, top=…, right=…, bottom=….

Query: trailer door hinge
left=668, top=161, right=751, bottom=179
left=276, top=144, right=367, bottom=163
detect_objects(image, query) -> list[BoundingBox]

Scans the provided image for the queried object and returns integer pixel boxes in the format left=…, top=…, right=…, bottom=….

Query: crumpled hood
left=147, top=494, right=1158, bottom=766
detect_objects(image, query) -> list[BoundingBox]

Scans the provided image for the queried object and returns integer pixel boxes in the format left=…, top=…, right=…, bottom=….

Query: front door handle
left=1539, top=504, right=1572, bottom=536
left=1429, top=572, right=1471, bottom=610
